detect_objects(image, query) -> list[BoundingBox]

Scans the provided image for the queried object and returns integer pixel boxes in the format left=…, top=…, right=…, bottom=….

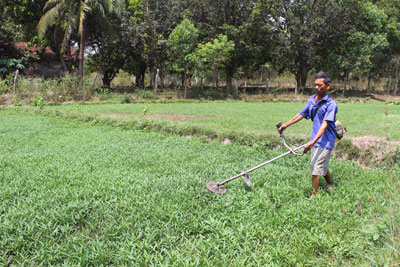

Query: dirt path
left=100, top=112, right=223, bottom=121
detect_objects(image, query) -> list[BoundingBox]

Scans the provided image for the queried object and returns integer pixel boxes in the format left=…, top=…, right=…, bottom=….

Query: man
left=277, top=72, right=338, bottom=199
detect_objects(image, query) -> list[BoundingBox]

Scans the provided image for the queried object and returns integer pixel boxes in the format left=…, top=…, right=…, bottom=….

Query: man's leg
left=310, top=175, right=321, bottom=199
left=324, top=169, right=332, bottom=185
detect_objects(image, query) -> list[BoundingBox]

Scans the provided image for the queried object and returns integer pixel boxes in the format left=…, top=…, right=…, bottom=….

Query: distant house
left=13, top=42, right=77, bottom=78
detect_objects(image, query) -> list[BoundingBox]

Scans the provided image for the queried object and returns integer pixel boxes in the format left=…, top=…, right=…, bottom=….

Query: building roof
left=13, top=42, right=76, bottom=60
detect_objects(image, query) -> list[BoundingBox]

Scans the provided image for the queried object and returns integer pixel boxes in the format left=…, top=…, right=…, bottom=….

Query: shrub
left=120, top=93, right=132, bottom=104
left=138, top=89, right=158, bottom=100
left=31, top=93, right=45, bottom=109
left=96, top=87, right=112, bottom=101
left=0, top=74, right=13, bottom=94
left=13, top=94, right=23, bottom=106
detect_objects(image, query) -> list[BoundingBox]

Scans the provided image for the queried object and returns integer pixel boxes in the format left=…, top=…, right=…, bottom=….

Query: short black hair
left=314, top=72, right=331, bottom=85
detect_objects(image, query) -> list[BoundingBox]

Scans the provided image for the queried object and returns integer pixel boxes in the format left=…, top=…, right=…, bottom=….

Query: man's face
left=314, top=78, right=330, bottom=96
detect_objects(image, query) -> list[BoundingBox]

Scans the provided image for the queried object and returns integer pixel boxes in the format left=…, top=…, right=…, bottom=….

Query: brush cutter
left=206, top=122, right=307, bottom=194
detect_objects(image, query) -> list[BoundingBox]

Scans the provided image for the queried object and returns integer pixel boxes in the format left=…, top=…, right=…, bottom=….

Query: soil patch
left=345, top=136, right=400, bottom=168
left=100, top=113, right=222, bottom=121
left=351, top=136, right=400, bottom=151
left=0, top=94, right=14, bottom=106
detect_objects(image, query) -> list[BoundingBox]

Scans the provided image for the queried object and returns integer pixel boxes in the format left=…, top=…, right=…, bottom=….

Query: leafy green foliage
left=120, top=93, right=132, bottom=104
left=31, top=93, right=45, bottom=109
left=37, top=0, right=124, bottom=79
left=138, top=89, right=157, bottom=100
left=167, top=19, right=199, bottom=76
left=194, top=35, right=235, bottom=87
left=12, top=94, right=23, bottom=106
left=0, top=74, right=13, bottom=94
left=0, top=111, right=398, bottom=265
left=0, top=59, right=25, bottom=76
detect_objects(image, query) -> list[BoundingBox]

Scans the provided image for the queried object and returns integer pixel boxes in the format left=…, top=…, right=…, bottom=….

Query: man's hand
left=276, top=124, right=287, bottom=133
left=303, top=141, right=314, bottom=153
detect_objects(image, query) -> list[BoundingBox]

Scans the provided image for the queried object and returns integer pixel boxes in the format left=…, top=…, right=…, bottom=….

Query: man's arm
left=278, top=114, right=304, bottom=132
left=303, top=120, right=329, bottom=152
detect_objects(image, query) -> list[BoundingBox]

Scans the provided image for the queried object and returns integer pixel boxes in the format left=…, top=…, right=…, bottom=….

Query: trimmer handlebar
left=275, top=121, right=303, bottom=155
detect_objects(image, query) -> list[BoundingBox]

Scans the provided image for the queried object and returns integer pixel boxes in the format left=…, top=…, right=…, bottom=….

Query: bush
left=31, top=93, right=45, bottom=109
left=138, top=89, right=158, bottom=100
left=120, top=93, right=132, bottom=104
left=13, top=94, right=23, bottom=106
left=96, top=87, right=112, bottom=101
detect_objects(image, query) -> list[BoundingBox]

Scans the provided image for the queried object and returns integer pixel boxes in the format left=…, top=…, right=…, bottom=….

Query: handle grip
left=275, top=121, right=284, bottom=136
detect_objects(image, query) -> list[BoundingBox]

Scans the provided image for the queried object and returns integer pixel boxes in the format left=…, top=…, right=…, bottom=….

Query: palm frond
left=78, top=1, right=91, bottom=36
left=37, top=3, right=63, bottom=39
left=112, top=0, right=125, bottom=17
left=43, top=0, right=64, bottom=12
left=92, top=1, right=106, bottom=17
left=61, top=18, right=74, bottom=53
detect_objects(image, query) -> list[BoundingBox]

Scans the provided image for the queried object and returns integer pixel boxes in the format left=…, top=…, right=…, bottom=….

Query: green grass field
left=1, top=111, right=399, bottom=265
left=39, top=101, right=400, bottom=141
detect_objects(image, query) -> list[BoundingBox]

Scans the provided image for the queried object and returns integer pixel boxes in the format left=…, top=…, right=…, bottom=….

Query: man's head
left=314, top=72, right=331, bottom=97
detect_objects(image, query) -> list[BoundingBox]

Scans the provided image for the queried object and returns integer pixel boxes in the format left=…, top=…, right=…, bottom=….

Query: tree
left=266, top=0, right=345, bottom=94
left=0, top=2, right=25, bottom=78
left=195, top=34, right=235, bottom=89
left=323, top=2, right=389, bottom=94
left=38, top=0, right=123, bottom=84
left=184, top=0, right=267, bottom=91
left=122, top=0, right=184, bottom=90
left=167, top=19, right=199, bottom=98
left=376, top=0, right=400, bottom=95
left=87, top=14, right=128, bottom=88
left=0, top=0, right=48, bottom=41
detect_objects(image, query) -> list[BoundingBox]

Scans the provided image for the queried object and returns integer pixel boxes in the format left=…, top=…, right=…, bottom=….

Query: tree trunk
left=54, top=24, right=67, bottom=73
left=135, top=65, right=146, bottom=89
left=215, top=71, right=219, bottom=89
left=265, top=67, right=270, bottom=94
left=295, top=75, right=300, bottom=95
left=186, top=73, right=192, bottom=87
left=226, top=68, right=233, bottom=92
left=367, top=75, right=371, bottom=91
left=60, top=52, right=67, bottom=74
left=183, top=71, right=187, bottom=99
left=78, top=22, right=86, bottom=89
left=13, top=69, right=19, bottom=94
left=154, top=68, right=159, bottom=93
left=394, top=57, right=399, bottom=95
left=295, top=63, right=308, bottom=95
left=102, top=73, right=112, bottom=88
left=300, top=74, right=307, bottom=90
left=343, top=72, right=348, bottom=97
left=234, top=76, right=238, bottom=96
left=91, top=73, right=99, bottom=92
left=387, top=72, right=391, bottom=95
left=159, top=67, right=164, bottom=91
left=135, top=74, right=139, bottom=89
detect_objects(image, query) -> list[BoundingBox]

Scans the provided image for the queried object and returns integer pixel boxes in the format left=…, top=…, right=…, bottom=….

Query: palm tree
left=38, top=0, right=123, bottom=84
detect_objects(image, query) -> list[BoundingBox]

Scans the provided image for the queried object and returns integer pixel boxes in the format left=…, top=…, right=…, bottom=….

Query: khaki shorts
left=310, top=146, right=332, bottom=176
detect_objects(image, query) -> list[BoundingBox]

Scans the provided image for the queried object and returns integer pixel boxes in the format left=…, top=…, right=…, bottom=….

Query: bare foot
left=308, top=192, right=317, bottom=200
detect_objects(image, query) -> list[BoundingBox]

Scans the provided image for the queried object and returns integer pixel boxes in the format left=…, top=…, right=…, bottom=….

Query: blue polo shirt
left=299, top=94, right=337, bottom=150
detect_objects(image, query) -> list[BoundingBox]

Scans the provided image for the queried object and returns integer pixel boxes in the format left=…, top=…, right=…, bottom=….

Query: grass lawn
left=39, top=101, right=400, bottom=141
left=0, top=111, right=398, bottom=265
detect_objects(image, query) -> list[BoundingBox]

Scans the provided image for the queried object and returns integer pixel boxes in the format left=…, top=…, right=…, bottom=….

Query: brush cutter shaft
left=218, top=143, right=306, bottom=186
